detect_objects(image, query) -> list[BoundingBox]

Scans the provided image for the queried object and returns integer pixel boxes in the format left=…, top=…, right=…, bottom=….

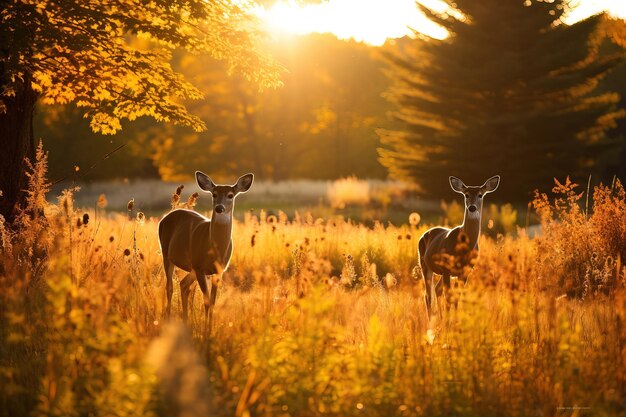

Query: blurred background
left=41, top=0, right=626, bottom=223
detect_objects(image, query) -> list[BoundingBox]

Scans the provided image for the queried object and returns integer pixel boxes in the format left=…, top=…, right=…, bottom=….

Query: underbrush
left=1, top=149, right=624, bottom=416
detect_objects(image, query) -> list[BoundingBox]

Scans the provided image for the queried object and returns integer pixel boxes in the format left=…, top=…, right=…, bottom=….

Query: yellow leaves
left=90, top=112, right=122, bottom=135
left=305, top=104, right=337, bottom=134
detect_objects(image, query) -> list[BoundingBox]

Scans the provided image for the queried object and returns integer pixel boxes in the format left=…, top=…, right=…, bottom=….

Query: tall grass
left=1, top=149, right=624, bottom=416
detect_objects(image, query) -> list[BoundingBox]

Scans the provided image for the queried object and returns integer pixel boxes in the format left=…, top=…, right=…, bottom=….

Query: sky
left=256, top=0, right=626, bottom=46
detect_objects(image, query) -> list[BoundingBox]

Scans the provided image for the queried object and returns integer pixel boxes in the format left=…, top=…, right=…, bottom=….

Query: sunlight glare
left=257, top=0, right=626, bottom=46
left=256, top=0, right=448, bottom=46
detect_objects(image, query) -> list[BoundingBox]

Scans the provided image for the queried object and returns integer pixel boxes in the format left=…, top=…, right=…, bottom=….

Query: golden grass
left=1, top=150, right=625, bottom=416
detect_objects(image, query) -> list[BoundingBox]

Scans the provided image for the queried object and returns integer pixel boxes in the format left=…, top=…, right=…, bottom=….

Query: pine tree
left=378, top=1, right=625, bottom=201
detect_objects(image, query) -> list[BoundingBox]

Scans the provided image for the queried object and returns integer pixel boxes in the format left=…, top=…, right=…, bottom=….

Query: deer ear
left=195, top=171, right=216, bottom=192
left=481, top=175, right=500, bottom=193
left=235, top=173, right=254, bottom=194
left=449, top=176, right=466, bottom=193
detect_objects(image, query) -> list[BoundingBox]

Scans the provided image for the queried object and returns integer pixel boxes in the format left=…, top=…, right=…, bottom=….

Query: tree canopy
left=1, top=0, right=282, bottom=134
left=0, top=0, right=281, bottom=220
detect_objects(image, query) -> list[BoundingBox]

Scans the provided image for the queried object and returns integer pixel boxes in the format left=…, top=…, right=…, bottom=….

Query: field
left=1, top=157, right=625, bottom=417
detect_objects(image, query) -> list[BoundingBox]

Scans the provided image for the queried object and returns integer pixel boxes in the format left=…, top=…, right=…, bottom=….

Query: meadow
left=1, top=152, right=625, bottom=417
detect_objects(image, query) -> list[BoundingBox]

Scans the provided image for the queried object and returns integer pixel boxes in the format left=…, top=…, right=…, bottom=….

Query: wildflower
left=384, top=273, right=397, bottom=288
left=127, top=198, right=135, bottom=211
left=425, top=329, right=435, bottom=345
left=186, top=192, right=199, bottom=209
left=123, top=248, right=131, bottom=256
left=409, top=212, right=421, bottom=226
left=136, top=211, right=145, bottom=224
left=171, top=185, right=184, bottom=208
left=82, top=213, right=89, bottom=225
left=97, top=194, right=108, bottom=208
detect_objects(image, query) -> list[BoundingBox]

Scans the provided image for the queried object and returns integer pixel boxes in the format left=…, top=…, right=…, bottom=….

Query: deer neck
left=210, top=211, right=233, bottom=262
left=461, top=209, right=481, bottom=249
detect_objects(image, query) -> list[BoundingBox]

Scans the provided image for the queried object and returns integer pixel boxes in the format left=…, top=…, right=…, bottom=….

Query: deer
left=418, top=175, right=500, bottom=318
left=158, top=171, right=254, bottom=334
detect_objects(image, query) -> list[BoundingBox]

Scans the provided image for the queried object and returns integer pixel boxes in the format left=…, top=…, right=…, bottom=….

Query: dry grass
left=1, top=150, right=625, bottom=417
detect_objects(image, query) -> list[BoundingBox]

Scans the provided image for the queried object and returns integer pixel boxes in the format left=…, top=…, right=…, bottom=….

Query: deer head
left=195, top=172, right=254, bottom=219
left=449, top=175, right=500, bottom=219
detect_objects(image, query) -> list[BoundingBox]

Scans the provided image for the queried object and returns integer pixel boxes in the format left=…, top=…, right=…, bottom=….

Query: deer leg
left=180, top=272, right=196, bottom=323
left=433, top=275, right=449, bottom=317
left=195, top=269, right=211, bottom=336
left=423, top=268, right=434, bottom=319
left=442, top=273, right=451, bottom=312
left=451, top=274, right=466, bottom=310
left=207, top=274, right=220, bottom=334
left=164, top=259, right=175, bottom=319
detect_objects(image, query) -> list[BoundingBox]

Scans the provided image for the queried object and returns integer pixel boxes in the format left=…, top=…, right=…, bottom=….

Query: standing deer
left=418, top=175, right=500, bottom=317
left=158, top=171, right=254, bottom=333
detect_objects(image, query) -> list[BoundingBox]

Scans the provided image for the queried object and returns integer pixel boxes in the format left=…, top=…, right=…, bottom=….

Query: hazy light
left=564, top=0, right=626, bottom=23
left=256, top=0, right=448, bottom=46
left=257, top=0, right=626, bottom=46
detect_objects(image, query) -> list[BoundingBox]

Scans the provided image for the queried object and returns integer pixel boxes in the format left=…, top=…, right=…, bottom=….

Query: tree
left=100, top=33, right=389, bottom=182
left=378, top=1, right=625, bottom=201
left=0, top=0, right=281, bottom=221
left=596, top=18, right=626, bottom=180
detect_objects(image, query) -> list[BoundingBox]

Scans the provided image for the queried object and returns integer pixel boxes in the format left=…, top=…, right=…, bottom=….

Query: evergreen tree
left=378, top=1, right=625, bottom=201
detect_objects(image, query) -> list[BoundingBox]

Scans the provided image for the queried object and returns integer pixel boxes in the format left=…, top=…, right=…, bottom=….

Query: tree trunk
left=0, top=76, right=37, bottom=223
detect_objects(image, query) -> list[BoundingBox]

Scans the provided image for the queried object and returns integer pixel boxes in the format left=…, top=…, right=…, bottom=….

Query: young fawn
left=418, top=175, right=500, bottom=317
left=158, top=171, right=253, bottom=333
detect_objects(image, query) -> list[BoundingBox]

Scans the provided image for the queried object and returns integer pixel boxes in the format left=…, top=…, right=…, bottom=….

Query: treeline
left=39, top=34, right=390, bottom=183
left=39, top=12, right=626, bottom=202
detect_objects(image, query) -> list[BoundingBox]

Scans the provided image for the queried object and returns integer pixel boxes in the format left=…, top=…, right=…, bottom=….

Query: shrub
left=533, top=177, right=625, bottom=297
left=327, top=176, right=370, bottom=209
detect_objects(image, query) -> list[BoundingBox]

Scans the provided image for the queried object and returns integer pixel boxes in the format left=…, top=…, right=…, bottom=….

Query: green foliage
left=379, top=1, right=626, bottom=201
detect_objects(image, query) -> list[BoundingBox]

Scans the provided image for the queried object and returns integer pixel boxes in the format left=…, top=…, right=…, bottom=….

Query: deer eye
left=212, top=193, right=217, bottom=199
left=227, top=193, right=234, bottom=199
left=478, top=194, right=483, bottom=198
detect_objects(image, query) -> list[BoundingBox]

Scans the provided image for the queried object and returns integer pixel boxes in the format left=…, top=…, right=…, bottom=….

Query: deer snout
left=214, top=204, right=226, bottom=214
left=468, top=205, right=478, bottom=213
